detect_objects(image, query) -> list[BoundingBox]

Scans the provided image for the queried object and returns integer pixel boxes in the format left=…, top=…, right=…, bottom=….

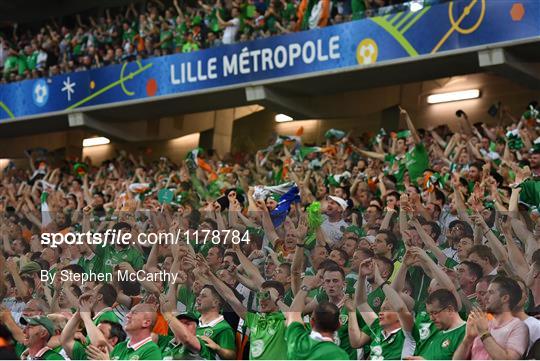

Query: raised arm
left=375, top=262, right=414, bottom=332
left=0, top=305, right=24, bottom=344
left=380, top=208, right=396, bottom=231
left=60, top=311, right=80, bottom=358
left=287, top=275, right=320, bottom=326
left=291, top=238, right=306, bottom=295
left=411, top=247, right=462, bottom=310
left=5, top=259, right=30, bottom=299
left=410, top=218, right=448, bottom=266
left=400, top=107, right=420, bottom=145
left=207, top=269, right=247, bottom=319
left=471, top=214, right=509, bottom=267
left=344, top=296, right=371, bottom=349
left=258, top=200, right=280, bottom=246
left=356, top=259, right=378, bottom=327
left=232, top=242, right=265, bottom=288
left=80, top=299, right=110, bottom=348
left=160, top=297, right=202, bottom=352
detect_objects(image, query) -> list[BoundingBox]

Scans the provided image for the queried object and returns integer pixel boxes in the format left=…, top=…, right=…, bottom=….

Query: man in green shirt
left=162, top=285, right=236, bottom=359
left=61, top=297, right=126, bottom=361
left=207, top=264, right=289, bottom=360
left=413, top=289, right=465, bottom=359
left=304, top=264, right=360, bottom=359
left=109, top=303, right=162, bottom=360
left=182, top=32, right=200, bottom=53
left=20, top=316, right=64, bottom=360
left=355, top=107, right=426, bottom=188
left=285, top=275, right=349, bottom=359
left=347, top=258, right=416, bottom=360
left=158, top=311, right=208, bottom=360
left=90, top=283, right=120, bottom=325
left=92, top=222, right=145, bottom=274
left=158, top=22, right=173, bottom=51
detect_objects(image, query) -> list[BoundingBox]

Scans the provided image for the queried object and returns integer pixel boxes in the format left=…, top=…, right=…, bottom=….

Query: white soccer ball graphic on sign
left=32, top=79, right=49, bottom=107
left=356, top=38, right=378, bottom=65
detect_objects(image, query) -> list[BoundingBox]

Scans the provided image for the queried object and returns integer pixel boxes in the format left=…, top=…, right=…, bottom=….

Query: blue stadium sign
left=0, top=0, right=539, bottom=121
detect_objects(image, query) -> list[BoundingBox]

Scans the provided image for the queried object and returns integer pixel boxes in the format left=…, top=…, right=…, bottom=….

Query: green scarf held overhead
left=397, top=130, right=411, bottom=139
left=326, top=171, right=352, bottom=187
left=298, top=146, right=322, bottom=160
left=305, top=201, right=324, bottom=249
left=506, top=130, right=523, bottom=151
left=207, top=179, right=223, bottom=198
left=373, top=128, right=386, bottom=145
left=519, top=179, right=540, bottom=210
left=523, top=105, right=540, bottom=123
left=190, top=173, right=208, bottom=201
left=73, top=162, right=88, bottom=177
left=324, top=128, right=346, bottom=140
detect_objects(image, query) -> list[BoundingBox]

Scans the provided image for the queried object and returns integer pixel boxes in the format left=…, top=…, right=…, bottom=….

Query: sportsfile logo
left=40, top=229, right=251, bottom=248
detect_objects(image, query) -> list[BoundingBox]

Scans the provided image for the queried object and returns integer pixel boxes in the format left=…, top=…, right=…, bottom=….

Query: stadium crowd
left=0, top=0, right=425, bottom=83
left=0, top=104, right=540, bottom=360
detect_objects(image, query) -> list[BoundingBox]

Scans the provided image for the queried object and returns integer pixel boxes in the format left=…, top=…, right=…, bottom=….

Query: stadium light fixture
left=427, top=89, right=480, bottom=104
left=83, top=137, right=110, bottom=147
left=275, top=114, right=293, bottom=123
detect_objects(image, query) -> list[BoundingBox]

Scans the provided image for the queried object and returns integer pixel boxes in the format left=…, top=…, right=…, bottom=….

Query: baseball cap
left=20, top=316, right=55, bottom=336
left=361, top=235, right=376, bottom=244
left=19, top=261, right=41, bottom=275
left=176, top=312, right=199, bottom=323
left=328, top=195, right=348, bottom=210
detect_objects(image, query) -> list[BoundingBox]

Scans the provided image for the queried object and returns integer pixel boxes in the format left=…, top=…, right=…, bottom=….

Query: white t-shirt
left=525, top=316, right=540, bottom=351
left=222, top=17, right=240, bottom=44
left=321, top=216, right=349, bottom=245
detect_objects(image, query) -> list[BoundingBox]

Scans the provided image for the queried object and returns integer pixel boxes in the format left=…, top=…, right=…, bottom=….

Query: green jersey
left=158, top=334, right=208, bottom=360
left=15, top=342, right=25, bottom=358
left=79, top=253, right=104, bottom=274
left=285, top=322, right=349, bottom=360
left=413, top=312, right=465, bottom=360
left=363, top=319, right=408, bottom=360
left=283, top=288, right=294, bottom=306
left=345, top=273, right=358, bottom=295
left=160, top=30, right=173, bottom=49
left=245, top=311, right=287, bottom=359
left=93, top=308, right=120, bottom=325
left=367, top=286, right=386, bottom=314
left=122, top=28, right=137, bottom=43
left=408, top=266, right=431, bottom=305
left=182, top=42, right=199, bottom=53
left=20, top=347, right=64, bottom=360
left=405, top=143, right=429, bottom=185
left=26, top=51, right=38, bottom=70
left=110, top=337, right=162, bottom=360
left=315, top=294, right=358, bottom=359
left=444, top=257, right=459, bottom=269
left=94, top=244, right=145, bottom=274
left=3, top=55, right=18, bottom=74
left=177, top=285, right=200, bottom=317
left=519, top=179, right=540, bottom=209
left=196, top=316, right=236, bottom=360
left=71, top=341, right=88, bottom=360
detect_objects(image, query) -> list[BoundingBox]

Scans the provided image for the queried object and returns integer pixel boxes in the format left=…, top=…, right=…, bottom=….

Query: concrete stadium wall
left=232, top=72, right=540, bottom=152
